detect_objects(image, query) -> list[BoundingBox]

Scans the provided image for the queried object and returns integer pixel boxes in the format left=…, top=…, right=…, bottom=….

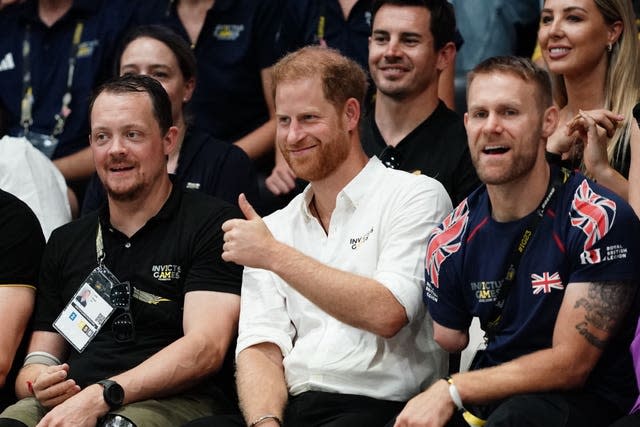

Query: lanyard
left=20, top=21, right=84, bottom=136
left=316, top=0, right=327, bottom=46
left=484, top=167, right=572, bottom=342
left=96, top=222, right=105, bottom=266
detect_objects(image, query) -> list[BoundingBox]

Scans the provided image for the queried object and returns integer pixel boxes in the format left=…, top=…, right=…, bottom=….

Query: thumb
left=238, top=193, right=260, bottom=220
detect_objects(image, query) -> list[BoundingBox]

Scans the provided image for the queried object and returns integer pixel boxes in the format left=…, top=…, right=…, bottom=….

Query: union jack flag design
left=531, top=271, right=564, bottom=294
left=570, top=180, right=616, bottom=251
left=425, top=201, right=469, bottom=288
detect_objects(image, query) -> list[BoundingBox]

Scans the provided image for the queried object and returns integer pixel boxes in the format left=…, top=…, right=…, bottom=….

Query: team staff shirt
left=360, top=101, right=480, bottom=206
left=278, top=0, right=372, bottom=71
left=0, top=0, right=138, bottom=159
left=425, top=168, right=640, bottom=412
left=0, top=190, right=45, bottom=410
left=33, top=188, right=243, bottom=395
left=140, top=0, right=283, bottom=142
left=81, top=127, right=260, bottom=214
left=237, top=158, right=452, bottom=402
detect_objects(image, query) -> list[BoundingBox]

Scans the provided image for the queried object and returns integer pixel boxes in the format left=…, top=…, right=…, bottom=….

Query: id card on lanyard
left=53, top=222, right=128, bottom=352
left=19, top=21, right=83, bottom=158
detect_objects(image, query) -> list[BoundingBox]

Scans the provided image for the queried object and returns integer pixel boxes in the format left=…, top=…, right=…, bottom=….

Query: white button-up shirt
left=237, top=158, right=452, bottom=401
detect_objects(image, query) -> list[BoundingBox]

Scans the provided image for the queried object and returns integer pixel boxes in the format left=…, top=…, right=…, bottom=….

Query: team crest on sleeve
left=570, top=180, right=616, bottom=251
left=425, top=201, right=469, bottom=288
left=530, top=271, right=564, bottom=294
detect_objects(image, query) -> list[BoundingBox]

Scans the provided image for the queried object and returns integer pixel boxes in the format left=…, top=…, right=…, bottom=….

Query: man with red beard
left=0, top=75, right=242, bottom=427
left=216, top=46, right=452, bottom=427
left=392, top=56, right=640, bottom=427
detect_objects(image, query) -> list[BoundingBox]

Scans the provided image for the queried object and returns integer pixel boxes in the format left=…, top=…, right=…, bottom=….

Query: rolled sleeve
left=236, top=266, right=297, bottom=358
left=375, top=176, right=452, bottom=322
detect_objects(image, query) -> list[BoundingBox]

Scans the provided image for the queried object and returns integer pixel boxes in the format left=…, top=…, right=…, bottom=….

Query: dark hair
left=115, top=25, right=197, bottom=81
left=371, top=0, right=456, bottom=50
left=89, top=74, right=173, bottom=135
left=272, top=46, right=368, bottom=112
left=467, top=56, right=553, bottom=110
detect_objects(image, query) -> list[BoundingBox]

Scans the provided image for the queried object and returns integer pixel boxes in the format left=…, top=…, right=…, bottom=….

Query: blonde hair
left=548, top=0, right=640, bottom=172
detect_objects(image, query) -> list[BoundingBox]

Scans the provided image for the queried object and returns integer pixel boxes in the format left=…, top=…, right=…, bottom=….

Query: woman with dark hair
left=82, top=25, right=259, bottom=214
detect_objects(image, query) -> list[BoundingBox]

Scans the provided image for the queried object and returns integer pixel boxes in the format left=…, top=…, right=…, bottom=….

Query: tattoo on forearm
left=573, top=281, right=634, bottom=348
left=575, top=321, right=606, bottom=349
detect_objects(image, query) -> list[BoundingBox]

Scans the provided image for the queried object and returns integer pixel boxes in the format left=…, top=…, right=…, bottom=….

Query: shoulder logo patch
left=425, top=201, right=469, bottom=288
left=570, top=180, right=616, bottom=251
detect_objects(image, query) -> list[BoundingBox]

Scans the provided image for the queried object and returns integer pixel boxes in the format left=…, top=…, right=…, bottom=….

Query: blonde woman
left=539, top=0, right=640, bottom=216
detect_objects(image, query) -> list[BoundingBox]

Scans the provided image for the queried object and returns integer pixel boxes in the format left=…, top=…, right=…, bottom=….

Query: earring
left=607, top=43, right=613, bottom=52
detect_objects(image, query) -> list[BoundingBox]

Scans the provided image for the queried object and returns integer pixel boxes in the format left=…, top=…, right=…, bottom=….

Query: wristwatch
left=97, top=379, right=125, bottom=410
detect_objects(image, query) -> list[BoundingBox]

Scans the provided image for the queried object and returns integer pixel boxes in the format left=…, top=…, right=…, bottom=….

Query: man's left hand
left=36, top=384, right=108, bottom=427
left=394, top=379, right=456, bottom=427
left=222, top=193, right=278, bottom=269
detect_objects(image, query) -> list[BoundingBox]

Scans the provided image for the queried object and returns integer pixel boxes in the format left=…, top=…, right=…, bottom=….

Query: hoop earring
left=607, top=43, right=613, bottom=52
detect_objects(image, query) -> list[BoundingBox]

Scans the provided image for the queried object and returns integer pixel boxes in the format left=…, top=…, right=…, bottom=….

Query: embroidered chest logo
left=349, top=227, right=374, bottom=250
left=530, top=272, right=564, bottom=294
left=77, top=40, right=99, bottom=58
left=425, top=201, right=469, bottom=288
left=151, top=264, right=181, bottom=281
left=0, top=52, right=15, bottom=72
left=570, top=180, right=616, bottom=252
left=213, top=24, right=244, bottom=41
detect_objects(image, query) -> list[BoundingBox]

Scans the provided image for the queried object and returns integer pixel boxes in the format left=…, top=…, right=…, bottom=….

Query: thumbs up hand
left=221, top=194, right=278, bottom=269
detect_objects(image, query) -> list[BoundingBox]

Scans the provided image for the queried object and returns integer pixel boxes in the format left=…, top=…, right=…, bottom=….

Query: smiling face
left=275, top=77, right=351, bottom=182
left=119, top=37, right=194, bottom=124
left=538, top=0, right=621, bottom=78
left=465, top=72, right=555, bottom=186
left=90, top=91, right=173, bottom=202
left=368, top=4, right=442, bottom=100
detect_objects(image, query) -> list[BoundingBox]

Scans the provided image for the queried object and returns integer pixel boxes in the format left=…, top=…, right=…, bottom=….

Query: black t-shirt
left=34, top=188, right=242, bottom=402
left=360, top=101, right=480, bottom=206
left=0, top=189, right=45, bottom=410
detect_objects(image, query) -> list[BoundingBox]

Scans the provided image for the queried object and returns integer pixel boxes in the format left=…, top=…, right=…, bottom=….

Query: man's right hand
left=32, top=363, right=81, bottom=408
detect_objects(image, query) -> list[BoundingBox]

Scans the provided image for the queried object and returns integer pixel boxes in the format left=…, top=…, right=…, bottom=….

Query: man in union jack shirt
left=392, top=56, right=640, bottom=427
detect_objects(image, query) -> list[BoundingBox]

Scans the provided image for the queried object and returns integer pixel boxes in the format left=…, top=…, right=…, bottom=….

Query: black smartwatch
left=97, top=379, right=124, bottom=410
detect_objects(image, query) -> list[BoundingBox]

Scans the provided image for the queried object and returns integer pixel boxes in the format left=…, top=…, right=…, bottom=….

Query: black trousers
left=183, top=391, right=405, bottom=427
left=608, top=412, right=640, bottom=427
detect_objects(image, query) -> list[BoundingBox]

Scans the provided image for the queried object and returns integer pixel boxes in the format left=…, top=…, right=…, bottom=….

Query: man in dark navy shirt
left=0, top=75, right=242, bottom=427
left=392, top=57, right=640, bottom=427
left=0, top=0, right=139, bottom=203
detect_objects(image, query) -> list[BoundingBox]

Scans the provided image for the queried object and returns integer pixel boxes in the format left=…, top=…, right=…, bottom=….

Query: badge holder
left=53, top=265, right=124, bottom=353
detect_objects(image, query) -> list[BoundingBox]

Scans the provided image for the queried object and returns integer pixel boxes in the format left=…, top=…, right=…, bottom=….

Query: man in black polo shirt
left=360, top=0, right=479, bottom=206
left=0, top=75, right=242, bottom=427
left=0, top=190, right=45, bottom=411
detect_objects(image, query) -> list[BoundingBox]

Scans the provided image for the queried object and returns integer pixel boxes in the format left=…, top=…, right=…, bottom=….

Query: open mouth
left=109, top=165, right=134, bottom=172
left=482, top=146, right=509, bottom=155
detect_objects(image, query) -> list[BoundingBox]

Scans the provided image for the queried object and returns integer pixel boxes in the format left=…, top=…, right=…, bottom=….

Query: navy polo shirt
left=0, top=0, right=138, bottom=159
left=141, top=0, right=283, bottom=142
left=278, top=0, right=372, bottom=71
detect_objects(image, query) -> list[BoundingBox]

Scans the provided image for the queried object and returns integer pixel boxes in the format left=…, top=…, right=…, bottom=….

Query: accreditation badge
left=53, top=266, right=121, bottom=352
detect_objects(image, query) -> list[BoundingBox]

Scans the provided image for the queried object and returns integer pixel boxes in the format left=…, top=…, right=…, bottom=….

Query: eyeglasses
left=379, top=145, right=402, bottom=169
left=110, top=282, right=135, bottom=343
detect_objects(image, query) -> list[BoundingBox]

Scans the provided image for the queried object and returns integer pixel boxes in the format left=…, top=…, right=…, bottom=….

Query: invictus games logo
left=470, top=280, right=502, bottom=302
left=349, top=227, right=374, bottom=250
left=213, top=24, right=244, bottom=41
left=151, top=265, right=181, bottom=281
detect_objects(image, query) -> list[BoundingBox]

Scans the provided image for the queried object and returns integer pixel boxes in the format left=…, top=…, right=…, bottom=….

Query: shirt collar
left=20, top=0, right=99, bottom=24
left=300, top=157, right=384, bottom=220
left=99, top=183, right=182, bottom=232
